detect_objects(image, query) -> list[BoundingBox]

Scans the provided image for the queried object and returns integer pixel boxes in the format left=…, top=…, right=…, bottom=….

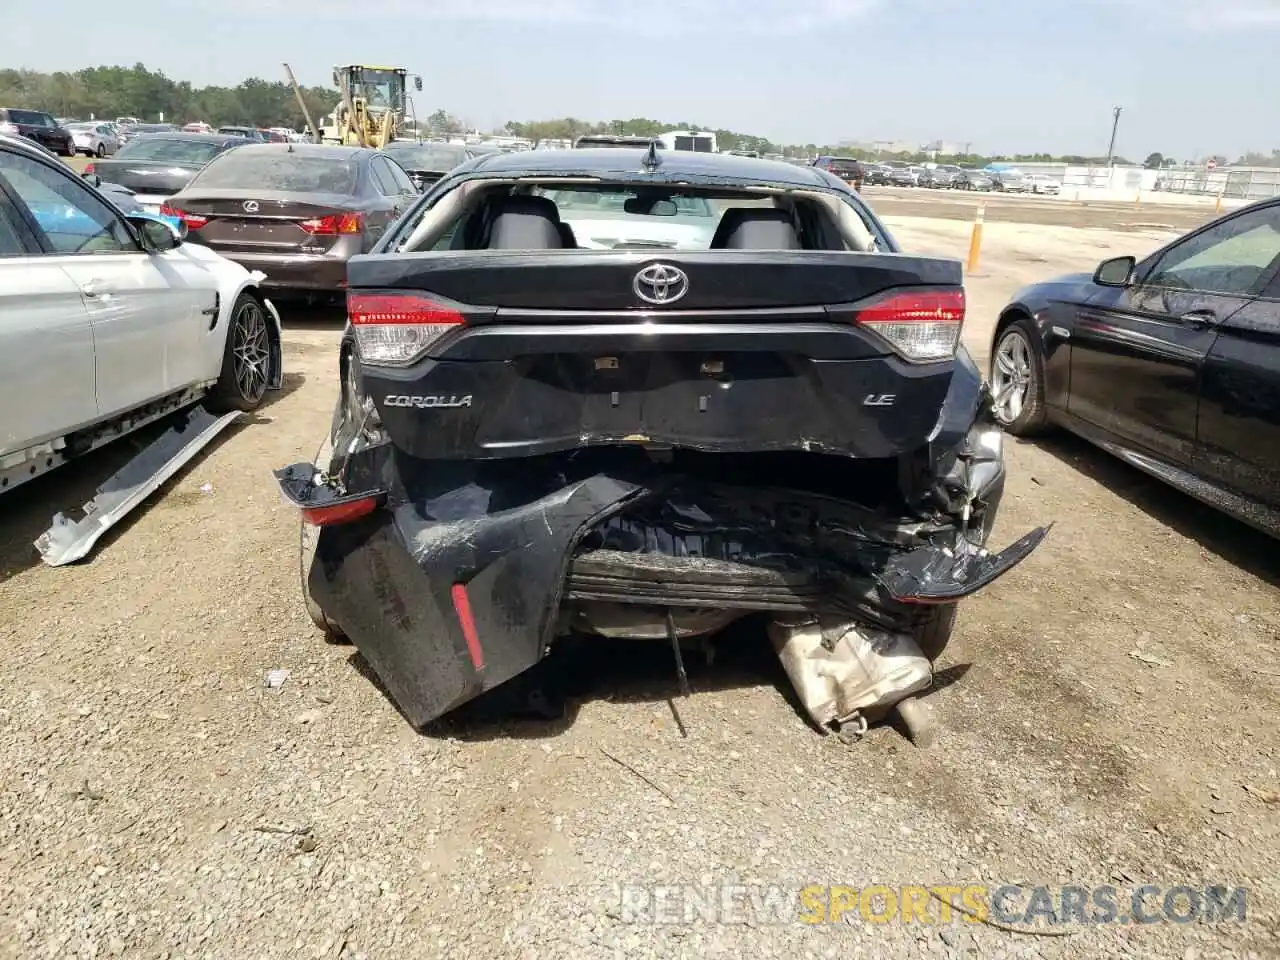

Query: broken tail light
left=301, top=212, right=364, bottom=235
left=302, top=495, right=380, bottom=527
left=158, top=203, right=208, bottom=229
left=854, top=288, right=965, bottom=363
left=348, top=290, right=466, bottom=366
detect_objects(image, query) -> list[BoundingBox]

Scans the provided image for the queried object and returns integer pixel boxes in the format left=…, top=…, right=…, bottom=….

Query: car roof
left=223, top=142, right=378, bottom=161
left=460, top=148, right=841, bottom=189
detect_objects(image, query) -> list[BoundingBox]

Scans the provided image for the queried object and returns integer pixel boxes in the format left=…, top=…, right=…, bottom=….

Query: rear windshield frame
left=382, top=174, right=898, bottom=255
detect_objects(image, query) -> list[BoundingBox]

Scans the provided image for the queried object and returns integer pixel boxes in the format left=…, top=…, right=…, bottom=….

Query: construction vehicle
left=309, top=64, right=422, bottom=148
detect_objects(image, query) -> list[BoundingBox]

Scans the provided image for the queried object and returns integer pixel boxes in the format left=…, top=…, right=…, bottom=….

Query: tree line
left=0, top=64, right=339, bottom=132
left=4, top=64, right=1275, bottom=168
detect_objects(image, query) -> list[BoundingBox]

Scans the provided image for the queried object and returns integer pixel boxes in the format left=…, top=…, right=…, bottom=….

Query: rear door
left=2, top=149, right=211, bottom=415
left=1192, top=206, right=1280, bottom=505
left=368, top=157, right=414, bottom=241
left=0, top=152, right=98, bottom=454
left=379, top=156, right=420, bottom=206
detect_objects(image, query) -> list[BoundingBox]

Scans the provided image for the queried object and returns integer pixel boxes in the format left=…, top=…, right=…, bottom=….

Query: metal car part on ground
left=274, top=147, right=1049, bottom=736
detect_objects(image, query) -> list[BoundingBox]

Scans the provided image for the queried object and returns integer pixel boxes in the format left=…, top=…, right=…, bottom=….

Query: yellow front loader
left=314, top=64, right=422, bottom=148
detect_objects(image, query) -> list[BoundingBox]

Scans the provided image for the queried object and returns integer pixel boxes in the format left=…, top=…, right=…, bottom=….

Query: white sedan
left=1026, top=174, right=1061, bottom=195
left=0, top=133, right=283, bottom=497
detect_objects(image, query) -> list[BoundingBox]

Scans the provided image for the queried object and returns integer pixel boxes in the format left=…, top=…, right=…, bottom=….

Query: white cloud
left=219, top=0, right=881, bottom=33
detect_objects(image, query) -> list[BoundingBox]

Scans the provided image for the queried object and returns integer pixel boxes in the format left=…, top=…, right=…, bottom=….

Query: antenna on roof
left=641, top=139, right=661, bottom=172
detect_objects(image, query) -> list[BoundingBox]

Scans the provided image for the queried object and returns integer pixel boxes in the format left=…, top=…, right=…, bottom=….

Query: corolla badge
left=633, top=263, right=689, bottom=305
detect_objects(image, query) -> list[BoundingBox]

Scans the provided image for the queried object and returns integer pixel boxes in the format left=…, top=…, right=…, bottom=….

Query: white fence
left=1004, top=162, right=1280, bottom=201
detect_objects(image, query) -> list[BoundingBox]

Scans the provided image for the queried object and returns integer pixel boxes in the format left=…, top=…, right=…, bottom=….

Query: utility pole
left=1105, top=106, right=1122, bottom=167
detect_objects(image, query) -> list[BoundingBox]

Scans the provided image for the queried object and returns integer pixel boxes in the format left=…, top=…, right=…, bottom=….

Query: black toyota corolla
left=274, top=147, right=1050, bottom=733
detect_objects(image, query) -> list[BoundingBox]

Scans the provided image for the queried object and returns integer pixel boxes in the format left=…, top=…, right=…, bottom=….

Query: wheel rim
left=231, top=299, right=270, bottom=404
left=96, top=144, right=105, bottom=157
left=991, top=329, right=1034, bottom=424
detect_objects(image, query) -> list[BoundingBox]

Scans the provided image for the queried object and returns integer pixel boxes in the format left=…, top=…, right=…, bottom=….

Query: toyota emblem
left=243, top=200, right=259, bottom=213
left=633, top=263, right=689, bottom=305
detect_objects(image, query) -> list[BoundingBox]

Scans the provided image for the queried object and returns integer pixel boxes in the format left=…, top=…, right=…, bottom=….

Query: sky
left=7, top=0, right=1279, bottom=159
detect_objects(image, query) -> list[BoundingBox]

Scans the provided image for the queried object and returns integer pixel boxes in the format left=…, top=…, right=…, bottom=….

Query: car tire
left=95, top=143, right=105, bottom=158
left=990, top=316, right=1049, bottom=436
left=206, top=291, right=273, bottom=413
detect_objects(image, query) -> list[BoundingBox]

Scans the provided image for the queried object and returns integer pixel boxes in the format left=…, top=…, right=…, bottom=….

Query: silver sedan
left=66, top=121, right=119, bottom=157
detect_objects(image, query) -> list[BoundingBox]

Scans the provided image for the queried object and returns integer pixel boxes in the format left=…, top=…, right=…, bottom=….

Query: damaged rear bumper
left=275, top=437, right=1048, bottom=730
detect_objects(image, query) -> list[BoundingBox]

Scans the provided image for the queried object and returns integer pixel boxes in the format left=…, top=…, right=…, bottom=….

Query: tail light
left=158, top=203, right=207, bottom=229
left=83, top=163, right=95, bottom=176
left=300, top=212, right=363, bottom=235
left=854, top=289, right=965, bottom=363
left=348, top=290, right=466, bottom=366
left=302, top=495, right=380, bottom=527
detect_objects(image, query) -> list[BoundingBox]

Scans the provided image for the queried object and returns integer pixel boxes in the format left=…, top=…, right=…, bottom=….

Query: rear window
left=192, top=151, right=358, bottom=193
left=117, top=138, right=223, bottom=164
left=384, top=143, right=467, bottom=171
left=540, top=187, right=718, bottom=218
left=672, top=136, right=713, bottom=152
left=827, top=160, right=863, bottom=175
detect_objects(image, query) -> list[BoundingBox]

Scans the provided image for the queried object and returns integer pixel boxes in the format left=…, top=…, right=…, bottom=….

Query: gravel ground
left=1, top=206, right=1277, bottom=959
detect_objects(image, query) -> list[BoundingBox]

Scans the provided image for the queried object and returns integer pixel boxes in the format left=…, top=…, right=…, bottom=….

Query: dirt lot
left=1, top=193, right=1277, bottom=959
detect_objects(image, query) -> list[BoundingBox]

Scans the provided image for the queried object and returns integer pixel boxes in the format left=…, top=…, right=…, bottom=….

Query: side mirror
left=128, top=214, right=184, bottom=251
left=1094, top=255, right=1136, bottom=287
left=82, top=171, right=102, bottom=187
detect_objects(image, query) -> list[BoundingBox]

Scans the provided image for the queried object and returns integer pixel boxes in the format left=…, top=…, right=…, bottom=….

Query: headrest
left=710, top=207, right=801, bottom=249
left=486, top=194, right=565, bottom=249
left=490, top=194, right=562, bottom=221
